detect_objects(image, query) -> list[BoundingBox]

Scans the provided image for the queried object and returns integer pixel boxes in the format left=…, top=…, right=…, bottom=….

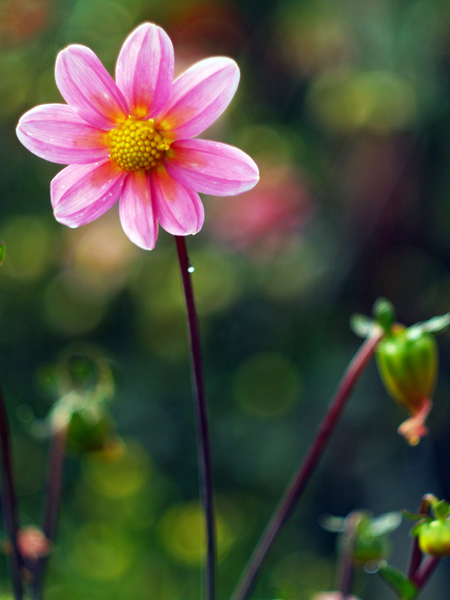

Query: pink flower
left=16, top=23, right=259, bottom=250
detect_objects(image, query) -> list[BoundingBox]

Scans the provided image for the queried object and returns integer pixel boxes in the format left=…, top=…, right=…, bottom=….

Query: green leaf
left=411, top=521, right=427, bottom=537
left=371, top=511, right=402, bottom=535
left=402, top=509, right=428, bottom=521
left=378, top=562, right=418, bottom=599
left=408, top=313, right=450, bottom=337
left=319, top=514, right=346, bottom=532
left=0, top=244, right=5, bottom=266
left=433, top=500, right=450, bottom=521
left=350, top=313, right=375, bottom=337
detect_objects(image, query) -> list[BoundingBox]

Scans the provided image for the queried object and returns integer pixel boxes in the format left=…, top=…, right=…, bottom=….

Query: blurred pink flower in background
left=208, top=163, right=313, bottom=253
left=16, top=22, right=259, bottom=250
left=0, top=0, right=51, bottom=46
left=3, top=526, right=51, bottom=561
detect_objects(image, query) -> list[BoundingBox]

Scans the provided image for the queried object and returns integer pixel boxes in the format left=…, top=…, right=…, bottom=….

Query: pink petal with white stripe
left=150, top=167, right=204, bottom=235
left=55, top=45, right=129, bottom=129
left=156, top=57, right=239, bottom=140
left=116, top=23, right=174, bottom=120
left=16, top=104, right=109, bottom=164
left=51, top=161, right=126, bottom=227
left=119, top=171, right=158, bottom=250
left=165, top=138, right=259, bottom=196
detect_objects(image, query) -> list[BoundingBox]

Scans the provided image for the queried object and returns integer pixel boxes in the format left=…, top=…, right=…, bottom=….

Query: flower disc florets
left=108, top=118, right=171, bottom=172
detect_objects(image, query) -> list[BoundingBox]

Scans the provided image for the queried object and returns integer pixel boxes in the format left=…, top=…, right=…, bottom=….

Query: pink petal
left=51, top=161, right=126, bottom=227
left=165, top=138, right=259, bottom=196
left=119, top=171, right=158, bottom=250
left=156, top=57, right=240, bottom=140
left=115, top=23, right=174, bottom=120
left=150, top=166, right=204, bottom=235
left=55, top=45, right=129, bottom=129
left=16, top=104, right=109, bottom=164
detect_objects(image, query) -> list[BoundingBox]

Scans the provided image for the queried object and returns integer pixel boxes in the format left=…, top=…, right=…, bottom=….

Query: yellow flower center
left=108, top=118, right=171, bottom=172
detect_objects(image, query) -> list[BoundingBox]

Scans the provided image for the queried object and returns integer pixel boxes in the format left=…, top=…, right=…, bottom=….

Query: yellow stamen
left=108, top=118, right=171, bottom=172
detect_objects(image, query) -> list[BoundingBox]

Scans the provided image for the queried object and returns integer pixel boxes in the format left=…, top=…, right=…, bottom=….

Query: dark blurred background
left=1, top=0, right=450, bottom=598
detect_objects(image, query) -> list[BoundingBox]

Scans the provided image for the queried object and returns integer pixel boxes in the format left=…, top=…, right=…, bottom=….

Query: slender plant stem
left=31, top=424, right=67, bottom=600
left=337, top=514, right=360, bottom=599
left=407, top=494, right=435, bottom=580
left=175, top=235, right=216, bottom=600
left=337, top=547, right=355, bottom=599
left=42, top=425, right=67, bottom=542
left=0, top=383, right=23, bottom=600
left=412, top=555, right=440, bottom=589
left=231, top=329, right=383, bottom=600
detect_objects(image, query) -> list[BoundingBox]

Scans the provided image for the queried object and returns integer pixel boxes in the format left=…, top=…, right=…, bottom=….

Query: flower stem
left=337, top=514, right=359, bottom=599
left=0, top=383, right=23, bottom=600
left=175, top=235, right=216, bottom=600
left=412, top=555, right=440, bottom=590
left=42, top=425, right=67, bottom=542
left=407, top=494, right=435, bottom=580
left=31, top=424, right=67, bottom=600
left=230, top=329, right=383, bottom=600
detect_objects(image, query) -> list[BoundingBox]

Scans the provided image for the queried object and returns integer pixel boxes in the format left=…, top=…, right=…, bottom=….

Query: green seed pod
left=376, top=326, right=437, bottom=411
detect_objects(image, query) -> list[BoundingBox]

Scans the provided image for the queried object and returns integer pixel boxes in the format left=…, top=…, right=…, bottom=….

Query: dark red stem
left=42, top=425, right=67, bottom=542
left=231, top=329, right=383, bottom=600
left=0, top=384, right=23, bottom=600
left=31, top=424, right=67, bottom=600
left=337, top=514, right=360, bottom=598
left=175, top=236, right=216, bottom=600
left=412, top=555, right=440, bottom=589
left=407, top=494, right=435, bottom=580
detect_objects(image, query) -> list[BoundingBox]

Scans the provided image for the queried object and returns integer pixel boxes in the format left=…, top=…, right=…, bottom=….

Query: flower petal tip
left=398, top=397, right=433, bottom=446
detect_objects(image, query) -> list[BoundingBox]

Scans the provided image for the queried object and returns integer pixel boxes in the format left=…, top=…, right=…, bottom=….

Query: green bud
left=417, top=519, right=450, bottom=556
left=352, top=531, right=391, bottom=565
left=376, top=325, right=437, bottom=444
left=66, top=408, right=114, bottom=454
left=411, top=496, right=450, bottom=556
left=329, top=511, right=401, bottom=567
left=376, top=326, right=437, bottom=409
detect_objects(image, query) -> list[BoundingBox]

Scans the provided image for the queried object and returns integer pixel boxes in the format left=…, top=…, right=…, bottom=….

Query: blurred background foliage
left=1, top=0, right=450, bottom=598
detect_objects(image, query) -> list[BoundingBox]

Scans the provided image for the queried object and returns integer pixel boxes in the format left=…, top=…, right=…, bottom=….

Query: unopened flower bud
left=409, top=497, right=450, bottom=556
left=376, top=325, right=438, bottom=445
left=417, top=519, right=450, bottom=556
left=66, top=408, right=114, bottom=454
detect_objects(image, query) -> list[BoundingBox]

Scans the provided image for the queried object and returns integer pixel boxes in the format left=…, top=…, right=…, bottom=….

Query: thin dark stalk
left=407, top=494, right=435, bottom=580
left=337, top=514, right=360, bottom=599
left=231, top=329, right=383, bottom=600
left=337, top=546, right=355, bottom=599
left=31, top=424, right=67, bottom=600
left=42, top=425, right=67, bottom=541
left=175, top=235, right=216, bottom=600
left=0, top=383, right=23, bottom=600
left=412, top=555, right=440, bottom=590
